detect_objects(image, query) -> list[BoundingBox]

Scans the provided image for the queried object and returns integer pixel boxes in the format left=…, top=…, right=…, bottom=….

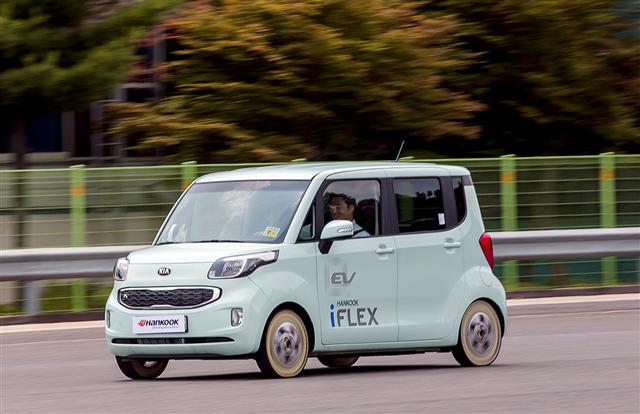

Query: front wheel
left=318, top=355, right=359, bottom=368
left=256, top=309, right=309, bottom=378
left=452, top=300, right=502, bottom=367
left=115, top=356, right=168, bottom=379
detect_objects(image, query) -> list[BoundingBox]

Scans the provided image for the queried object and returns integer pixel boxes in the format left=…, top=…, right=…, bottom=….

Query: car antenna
left=394, top=140, right=406, bottom=162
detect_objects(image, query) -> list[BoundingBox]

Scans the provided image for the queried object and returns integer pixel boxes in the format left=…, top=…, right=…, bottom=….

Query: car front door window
left=321, top=180, right=381, bottom=238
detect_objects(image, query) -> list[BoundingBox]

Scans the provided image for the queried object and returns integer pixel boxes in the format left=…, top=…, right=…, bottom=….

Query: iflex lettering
left=330, top=304, right=378, bottom=327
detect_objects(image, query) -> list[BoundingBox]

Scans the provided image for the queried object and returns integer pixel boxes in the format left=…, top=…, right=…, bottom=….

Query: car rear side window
left=452, top=176, right=466, bottom=224
left=393, top=178, right=446, bottom=233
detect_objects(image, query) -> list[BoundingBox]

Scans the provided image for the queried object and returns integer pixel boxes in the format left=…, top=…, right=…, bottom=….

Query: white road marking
left=2, top=338, right=105, bottom=346
left=509, top=309, right=639, bottom=318
left=507, top=293, right=639, bottom=306
left=1, top=320, right=104, bottom=334
left=0, top=293, right=637, bottom=334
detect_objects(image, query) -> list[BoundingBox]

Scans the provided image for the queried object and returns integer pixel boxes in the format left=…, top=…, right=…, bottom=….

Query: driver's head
left=328, top=193, right=356, bottom=221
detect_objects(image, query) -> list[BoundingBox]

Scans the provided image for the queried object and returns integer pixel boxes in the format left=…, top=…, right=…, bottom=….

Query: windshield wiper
left=192, top=239, right=247, bottom=243
left=156, top=240, right=247, bottom=245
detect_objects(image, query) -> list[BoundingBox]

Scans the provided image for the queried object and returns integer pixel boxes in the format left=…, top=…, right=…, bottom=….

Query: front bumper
left=105, top=279, right=269, bottom=358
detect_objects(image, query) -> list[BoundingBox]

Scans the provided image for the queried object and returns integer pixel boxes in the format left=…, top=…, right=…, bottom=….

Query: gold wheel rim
left=461, top=302, right=501, bottom=365
left=266, top=311, right=308, bottom=377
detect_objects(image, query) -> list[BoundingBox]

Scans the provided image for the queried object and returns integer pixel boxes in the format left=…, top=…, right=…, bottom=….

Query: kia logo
left=158, top=267, right=171, bottom=276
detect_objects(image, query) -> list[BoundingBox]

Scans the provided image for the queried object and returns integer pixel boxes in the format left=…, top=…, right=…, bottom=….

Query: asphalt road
left=1, top=297, right=639, bottom=414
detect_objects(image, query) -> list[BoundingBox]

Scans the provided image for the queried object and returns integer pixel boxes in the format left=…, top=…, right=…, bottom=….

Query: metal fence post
left=25, top=281, right=43, bottom=316
left=500, top=154, right=518, bottom=290
left=70, top=164, right=87, bottom=311
left=181, top=161, right=197, bottom=191
left=599, top=152, right=616, bottom=285
left=13, top=170, right=35, bottom=314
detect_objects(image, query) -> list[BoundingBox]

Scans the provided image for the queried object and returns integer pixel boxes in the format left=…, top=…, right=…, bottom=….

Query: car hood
left=127, top=242, right=276, bottom=264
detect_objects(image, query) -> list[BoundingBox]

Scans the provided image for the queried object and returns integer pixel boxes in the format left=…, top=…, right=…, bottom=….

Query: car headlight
left=207, top=251, right=278, bottom=279
left=113, top=257, right=129, bottom=281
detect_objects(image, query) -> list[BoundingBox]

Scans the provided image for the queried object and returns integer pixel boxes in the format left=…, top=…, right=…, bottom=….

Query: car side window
left=322, top=180, right=381, bottom=237
left=394, top=178, right=446, bottom=233
left=452, top=176, right=466, bottom=224
left=297, top=204, right=315, bottom=241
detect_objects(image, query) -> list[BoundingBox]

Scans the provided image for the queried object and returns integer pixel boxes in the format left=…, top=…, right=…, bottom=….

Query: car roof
left=196, top=162, right=470, bottom=183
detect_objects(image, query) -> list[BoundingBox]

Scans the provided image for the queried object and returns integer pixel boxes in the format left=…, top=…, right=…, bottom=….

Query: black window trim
left=295, top=202, right=316, bottom=244
left=451, top=175, right=468, bottom=226
left=296, top=174, right=472, bottom=243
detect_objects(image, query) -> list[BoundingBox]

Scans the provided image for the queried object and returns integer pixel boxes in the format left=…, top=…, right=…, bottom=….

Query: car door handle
left=443, top=241, right=462, bottom=249
left=375, top=247, right=395, bottom=255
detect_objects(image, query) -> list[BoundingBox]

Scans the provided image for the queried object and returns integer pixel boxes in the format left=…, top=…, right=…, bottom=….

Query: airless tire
left=115, top=356, right=168, bottom=379
left=256, top=309, right=309, bottom=378
left=452, top=300, right=502, bottom=367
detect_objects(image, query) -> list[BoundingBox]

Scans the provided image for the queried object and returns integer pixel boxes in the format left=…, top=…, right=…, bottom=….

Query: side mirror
left=321, top=220, right=354, bottom=240
left=319, top=220, right=353, bottom=254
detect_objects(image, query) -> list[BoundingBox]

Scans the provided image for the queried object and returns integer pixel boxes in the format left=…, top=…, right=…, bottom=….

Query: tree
left=430, top=0, right=640, bottom=155
left=109, top=0, right=482, bottom=162
left=0, top=0, right=182, bottom=167
left=0, top=0, right=180, bottom=248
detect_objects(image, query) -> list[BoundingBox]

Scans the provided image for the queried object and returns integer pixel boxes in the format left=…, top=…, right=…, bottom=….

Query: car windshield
left=156, top=180, right=309, bottom=244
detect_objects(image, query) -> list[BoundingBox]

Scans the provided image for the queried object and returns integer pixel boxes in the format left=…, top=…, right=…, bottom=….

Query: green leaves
left=1, top=0, right=182, bottom=118
left=111, top=0, right=481, bottom=161
left=437, top=0, right=640, bottom=154
left=6, top=0, right=630, bottom=159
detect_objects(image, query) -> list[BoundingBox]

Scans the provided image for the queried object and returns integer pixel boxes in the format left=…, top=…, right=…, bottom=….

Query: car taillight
left=479, top=233, right=494, bottom=269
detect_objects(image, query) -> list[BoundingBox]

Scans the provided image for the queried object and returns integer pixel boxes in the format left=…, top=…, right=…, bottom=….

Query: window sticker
left=438, top=213, right=445, bottom=226
left=262, top=226, right=280, bottom=238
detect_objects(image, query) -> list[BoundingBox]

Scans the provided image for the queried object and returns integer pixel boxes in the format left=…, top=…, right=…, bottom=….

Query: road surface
left=1, top=295, right=639, bottom=413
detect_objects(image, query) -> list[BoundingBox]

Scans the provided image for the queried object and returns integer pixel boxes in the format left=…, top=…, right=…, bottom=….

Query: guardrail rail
left=1, top=227, right=638, bottom=315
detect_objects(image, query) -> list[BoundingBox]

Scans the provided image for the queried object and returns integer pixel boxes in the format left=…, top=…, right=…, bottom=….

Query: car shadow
left=152, top=363, right=504, bottom=382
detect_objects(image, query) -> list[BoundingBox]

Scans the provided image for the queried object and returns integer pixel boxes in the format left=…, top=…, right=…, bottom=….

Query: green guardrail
left=0, top=154, right=638, bottom=315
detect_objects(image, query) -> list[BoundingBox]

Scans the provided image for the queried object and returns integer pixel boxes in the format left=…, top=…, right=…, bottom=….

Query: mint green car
left=105, top=163, right=506, bottom=379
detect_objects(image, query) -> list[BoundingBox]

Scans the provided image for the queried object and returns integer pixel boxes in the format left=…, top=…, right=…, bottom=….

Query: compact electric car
left=105, top=162, right=507, bottom=379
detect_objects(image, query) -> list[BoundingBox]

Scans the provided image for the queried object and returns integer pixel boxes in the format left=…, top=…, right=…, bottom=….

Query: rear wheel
left=256, top=309, right=309, bottom=378
left=452, top=300, right=502, bottom=367
left=115, top=356, right=168, bottom=379
left=318, top=355, right=359, bottom=368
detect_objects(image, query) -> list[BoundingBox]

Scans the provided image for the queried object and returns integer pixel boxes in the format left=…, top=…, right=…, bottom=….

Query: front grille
left=119, top=287, right=220, bottom=309
left=112, top=337, right=233, bottom=345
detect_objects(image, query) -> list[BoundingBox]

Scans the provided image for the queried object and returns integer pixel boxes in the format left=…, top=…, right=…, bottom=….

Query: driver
left=327, top=193, right=370, bottom=238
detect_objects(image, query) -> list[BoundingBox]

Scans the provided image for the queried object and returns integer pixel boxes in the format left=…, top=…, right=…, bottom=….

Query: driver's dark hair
left=325, top=192, right=356, bottom=208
